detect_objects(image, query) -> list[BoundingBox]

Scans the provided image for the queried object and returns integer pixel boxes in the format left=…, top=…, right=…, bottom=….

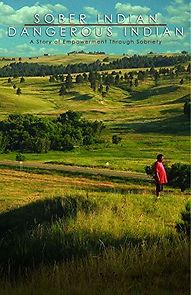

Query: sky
left=0, top=0, right=190, bottom=57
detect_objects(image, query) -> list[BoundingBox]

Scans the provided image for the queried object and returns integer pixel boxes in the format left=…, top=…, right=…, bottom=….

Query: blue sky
left=0, top=0, right=190, bottom=56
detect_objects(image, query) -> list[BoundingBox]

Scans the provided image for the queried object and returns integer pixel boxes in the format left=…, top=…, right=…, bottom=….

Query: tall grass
left=0, top=192, right=189, bottom=295
left=0, top=238, right=189, bottom=295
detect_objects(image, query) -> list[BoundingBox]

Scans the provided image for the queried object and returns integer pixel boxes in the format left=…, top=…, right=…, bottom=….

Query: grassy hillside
left=0, top=53, right=122, bottom=68
left=0, top=57, right=190, bottom=294
left=0, top=71, right=189, bottom=172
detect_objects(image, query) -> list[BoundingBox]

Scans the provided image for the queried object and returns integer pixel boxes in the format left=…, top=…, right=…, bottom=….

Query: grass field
left=0, top=168, right=190, bottom=295
left=0, top=56, right=190, bottom=294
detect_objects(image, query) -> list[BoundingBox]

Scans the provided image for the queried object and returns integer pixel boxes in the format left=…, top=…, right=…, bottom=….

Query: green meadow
left=0, top=55, right=190, bottom=294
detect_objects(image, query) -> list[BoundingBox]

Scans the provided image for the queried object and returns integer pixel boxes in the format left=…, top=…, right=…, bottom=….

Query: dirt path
left=0, top=161, right=149, bottom=181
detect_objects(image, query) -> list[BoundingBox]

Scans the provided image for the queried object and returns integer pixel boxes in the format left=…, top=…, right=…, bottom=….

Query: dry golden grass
left=0, top=168, right=149, bottom=212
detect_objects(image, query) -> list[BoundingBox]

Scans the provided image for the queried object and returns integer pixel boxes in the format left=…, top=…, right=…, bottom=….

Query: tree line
left=53, top=63, right=190, bottom=98
left=0, top=54, right=189, bottom=77
left=0, top=111, right=105, bottom=153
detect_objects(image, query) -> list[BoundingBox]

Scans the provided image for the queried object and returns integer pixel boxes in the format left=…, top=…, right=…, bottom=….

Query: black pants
left=156, top=183, right=163, bottom=193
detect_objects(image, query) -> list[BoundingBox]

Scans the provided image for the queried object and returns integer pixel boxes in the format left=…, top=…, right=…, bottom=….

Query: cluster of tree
left=67, top=51, right=105, bottom=55
left=0, top=54, right=189, bottom=77
left=7, top=77, right=25, bottom=95
left=145, top=163, right=190, bottom=192
left=0, top=111, right=105, bottom=153
left=54, top=64, right=190, bottom=98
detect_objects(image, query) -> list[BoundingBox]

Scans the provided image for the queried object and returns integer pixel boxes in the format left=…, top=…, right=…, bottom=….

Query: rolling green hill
left=0, top=69, right=189, bottom=172
left=0, top=56, right=190, bottom=295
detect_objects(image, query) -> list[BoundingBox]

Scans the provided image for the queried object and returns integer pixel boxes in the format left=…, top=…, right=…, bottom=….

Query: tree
left=20, top=77, right=25, bottom=83
left=83, top=72, right=88, bottom=81
left=103, top=57, right=109, bottom=62
left=83, top=135, right=94, bottom=145
left=49, top=76, right=55, bottom=82
left=112, top=135, right=122, bottom=144
left=101, top=91, right=106, bottom=98
left=134, top=79, right=139, bottom=87
left=115, top=74, right=120, bottom=85
left=0, top=54, right=189, bottom=77
left=0, top=112, right=105, bottom=153
left=65, top=74, right=73, bottom=89
left=138, top=71, right=145, bottom=81
left=76, top=74, right=84, bottom=84
left=90, top=80, right=96, bottom=91
left=59, top=84, right=67, bottom=96
left=129, top=80, right=133, bottom=88
left=16, top=88, right=21, bottom=95
left=154, top=71, right=160, bottom=85
left=98, top=84, right=103, bottom=93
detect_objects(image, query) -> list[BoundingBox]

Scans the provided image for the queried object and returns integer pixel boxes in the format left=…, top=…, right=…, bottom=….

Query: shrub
left=145, top=162, right=190, bottom=192
left=176, top=201, right=191, bottom=236
left=112, top=135, right=122, bottom=144
left=168, top=163, right=190, bottom=192
left=16, top=153, right=25, bottom=162
left=145, top=165, right=153, bottom=176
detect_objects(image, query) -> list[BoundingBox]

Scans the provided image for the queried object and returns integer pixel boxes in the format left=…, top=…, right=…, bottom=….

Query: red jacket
left=154, top=161, right=168, bottom=184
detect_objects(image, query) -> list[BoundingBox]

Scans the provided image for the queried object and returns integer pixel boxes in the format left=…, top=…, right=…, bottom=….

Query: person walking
left=154, top=154, right=168, bottom=198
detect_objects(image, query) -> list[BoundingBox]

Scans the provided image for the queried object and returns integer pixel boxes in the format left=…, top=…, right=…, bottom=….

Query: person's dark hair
left=157, top=154, right=163, bottom=160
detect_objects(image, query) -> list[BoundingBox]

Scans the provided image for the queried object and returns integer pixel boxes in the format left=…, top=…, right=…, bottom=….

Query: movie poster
left=0, top=1, right=190, bottom=294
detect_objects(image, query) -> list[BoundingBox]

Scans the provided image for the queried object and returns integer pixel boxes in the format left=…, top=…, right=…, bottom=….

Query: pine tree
left=98, top=84, right=103, bottom=93
left=106, top=85, right=109, bottom=92
left=65, top=74, right=73, bottom=89
left=59, top=84, right=67, bottom=96
left=134, top=79, right=139, bottom=87
left=16, top=88, right=21, bottom=95
left=49, top=76, right=55, bottom=82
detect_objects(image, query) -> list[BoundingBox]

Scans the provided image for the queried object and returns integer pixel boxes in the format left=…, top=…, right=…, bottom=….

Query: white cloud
left=166, top=0, right=190, bottom=26
left=13, top=43, right=63, bottom=56
left=0, top=1, right=14, bottom=15
left=115, top=2, right=150, bottom=14
left=0, top=2, right=68, bottom=25
left=0, top=47, right=8, bottom=54
left=84, top=6, right=99, bottom=16
left=16, top=44, right=36, bottom=51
